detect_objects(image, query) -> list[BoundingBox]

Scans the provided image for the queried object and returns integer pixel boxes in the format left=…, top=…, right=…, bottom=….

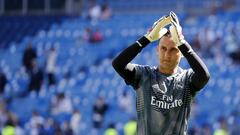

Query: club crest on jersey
left=152, top=83, right=167, bottom=94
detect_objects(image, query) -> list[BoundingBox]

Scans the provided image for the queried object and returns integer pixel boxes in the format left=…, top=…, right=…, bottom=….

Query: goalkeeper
left=112, top=12, right=210, bottom=135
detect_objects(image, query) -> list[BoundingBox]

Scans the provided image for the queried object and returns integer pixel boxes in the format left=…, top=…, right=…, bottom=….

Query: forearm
left=112, top=36, right=150, bottom=72
left=178, top=42, right=210, bottom=89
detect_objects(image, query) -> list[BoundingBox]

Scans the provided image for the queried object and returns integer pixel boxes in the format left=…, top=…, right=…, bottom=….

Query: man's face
left=157, top=36, right=182, bottom=70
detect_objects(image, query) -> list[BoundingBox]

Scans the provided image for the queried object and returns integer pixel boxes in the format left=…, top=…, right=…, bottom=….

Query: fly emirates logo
left=151, top=95, right=183, bottom=109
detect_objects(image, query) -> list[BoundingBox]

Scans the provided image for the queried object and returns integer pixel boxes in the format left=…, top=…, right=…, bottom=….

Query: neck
left=158, top=66, right=178, bottom=75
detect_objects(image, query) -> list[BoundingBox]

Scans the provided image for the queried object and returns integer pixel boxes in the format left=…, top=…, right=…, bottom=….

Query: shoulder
left=131, top=64, right=155, bottom=72
left=132, top=64, right=156, bottom=79
left=174, top=67, right=193, bottom=80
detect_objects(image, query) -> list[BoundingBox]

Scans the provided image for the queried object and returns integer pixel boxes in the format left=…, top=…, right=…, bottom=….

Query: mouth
left=163, top=60, right=170, bottom=63
left=162, top=60, right=172, bottom=65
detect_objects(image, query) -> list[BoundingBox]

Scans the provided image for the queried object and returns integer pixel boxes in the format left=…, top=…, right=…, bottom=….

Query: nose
left=164, top=50, right=171, bottom=59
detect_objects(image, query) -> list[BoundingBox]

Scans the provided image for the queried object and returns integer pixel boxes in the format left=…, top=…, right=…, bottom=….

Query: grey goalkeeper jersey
left=129, top=64, right=196, bottom=135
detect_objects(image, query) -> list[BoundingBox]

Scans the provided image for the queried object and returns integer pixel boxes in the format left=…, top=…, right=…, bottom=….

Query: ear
left=156, top=44, right=160, bottom=55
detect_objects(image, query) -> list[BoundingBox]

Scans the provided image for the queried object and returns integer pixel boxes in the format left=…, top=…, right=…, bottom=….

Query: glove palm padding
left=145, top=16, right=171, bottom=42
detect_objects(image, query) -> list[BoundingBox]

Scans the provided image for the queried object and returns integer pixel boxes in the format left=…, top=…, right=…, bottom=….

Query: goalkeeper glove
left=169, top=11, right=186, bottom=46
left=145, top=15, right=171, bottom=42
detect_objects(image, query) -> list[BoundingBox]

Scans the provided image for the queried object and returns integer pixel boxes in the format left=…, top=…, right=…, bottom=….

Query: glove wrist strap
left=137, top=36, right=151, bottom=48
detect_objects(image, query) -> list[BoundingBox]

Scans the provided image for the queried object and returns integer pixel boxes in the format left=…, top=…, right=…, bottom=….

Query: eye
left=161, top=46, right=167, bottom=51
left=170, top=48, right=178, bottom=53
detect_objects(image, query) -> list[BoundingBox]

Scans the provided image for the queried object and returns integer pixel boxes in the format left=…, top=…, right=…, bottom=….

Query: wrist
left=137, top=36, right=151, bottom=48
left=177, top=39, right=187, bottom=46
left=178, top=40, right=192, bottom=51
